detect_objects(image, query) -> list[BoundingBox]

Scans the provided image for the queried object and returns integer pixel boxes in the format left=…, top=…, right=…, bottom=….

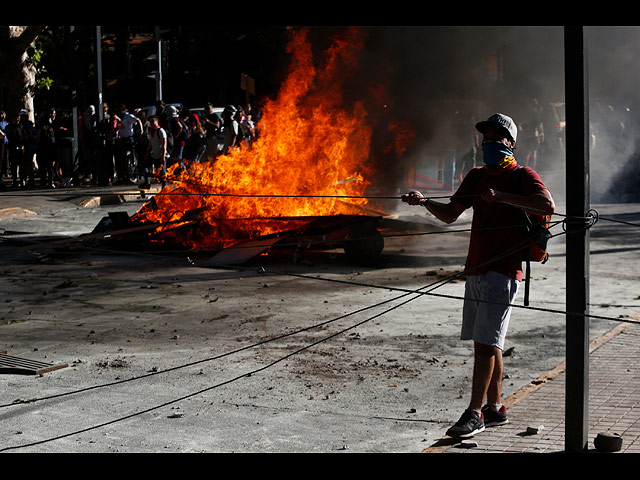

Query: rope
left=1, top=185, right=637, bottom=227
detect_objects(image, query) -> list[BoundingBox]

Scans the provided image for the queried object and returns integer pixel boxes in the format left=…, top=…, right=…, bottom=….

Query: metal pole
left=155, top=26, right=163, bottom=102
left=96, top=26, right=103, bottom=123
left=564, top=25, right=591, bottom=453
left=69, top=26, right=79, bottom=178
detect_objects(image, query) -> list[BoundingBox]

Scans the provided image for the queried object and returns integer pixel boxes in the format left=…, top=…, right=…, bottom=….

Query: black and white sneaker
left=446, top=408, right=485, bottom=438
left=482, top=404, right=509, bottom=427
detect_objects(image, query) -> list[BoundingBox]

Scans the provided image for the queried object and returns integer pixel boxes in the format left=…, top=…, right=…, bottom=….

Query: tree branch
left=12, top=26, right=47, bottom=52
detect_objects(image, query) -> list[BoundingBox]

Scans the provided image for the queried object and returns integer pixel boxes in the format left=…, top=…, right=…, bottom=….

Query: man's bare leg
left=469, top=341, right=503, bottom=410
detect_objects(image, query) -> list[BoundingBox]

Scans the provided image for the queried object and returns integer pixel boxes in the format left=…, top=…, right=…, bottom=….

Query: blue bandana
left=482, top=142, right=515, bottom=169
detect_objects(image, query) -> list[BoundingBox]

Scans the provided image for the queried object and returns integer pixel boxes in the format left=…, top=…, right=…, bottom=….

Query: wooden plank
left=208, top=237, right=284, bottom=265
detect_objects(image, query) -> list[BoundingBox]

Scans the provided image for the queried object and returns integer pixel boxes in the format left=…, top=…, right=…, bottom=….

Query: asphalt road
left=1, top=184, right=638, bottom=452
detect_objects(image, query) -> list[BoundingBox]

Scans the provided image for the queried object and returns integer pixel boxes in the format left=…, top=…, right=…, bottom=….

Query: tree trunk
left=0, top=26, right=46, bottom=121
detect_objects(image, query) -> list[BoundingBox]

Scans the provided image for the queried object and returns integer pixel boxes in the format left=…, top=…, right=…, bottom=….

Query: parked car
left=136, top=103, right=184, bottom=119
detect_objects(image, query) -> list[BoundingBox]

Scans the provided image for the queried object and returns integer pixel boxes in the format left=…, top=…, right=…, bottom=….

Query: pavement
left=426, top=319, right=640, bottom=453
left=1, top=176, right=640, bottom=453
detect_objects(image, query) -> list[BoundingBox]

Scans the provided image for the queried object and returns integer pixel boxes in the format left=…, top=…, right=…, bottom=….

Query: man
left=402, top=113, right=555, bottom=439
left=97, top=103, right=118, bottom=186
left=142, top=115, right=168, bottom=188
left=154, top=100, right=169, bottom=131
left=80, top=105, right=98, bottom=183
left=164, top=105, right=187, bottom=168
left=221, top=105, right=239, bottom=155
left=203, top=103, right=222, bottom=162
left=5, top=112, right=25, bottom=188
left=0, top=110, right=9, bottom=182
left=19, top=110, right=37, bottom=188
left=37, top=109, right=58, bottom=188
left=114, top=105, right=143, bottom=185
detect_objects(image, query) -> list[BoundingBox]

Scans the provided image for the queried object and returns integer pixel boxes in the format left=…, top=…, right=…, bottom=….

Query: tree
left=0, top=26, right=47, bottom=120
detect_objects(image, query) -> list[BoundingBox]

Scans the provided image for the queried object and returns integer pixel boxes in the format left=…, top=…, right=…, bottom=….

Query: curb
left=78, top=191, right=151, bottom=209
left=0, top=207, right=38, bottom=221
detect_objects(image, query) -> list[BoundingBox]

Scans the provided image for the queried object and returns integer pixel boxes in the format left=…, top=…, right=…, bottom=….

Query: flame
left=132, top=27, right=405, bottom=251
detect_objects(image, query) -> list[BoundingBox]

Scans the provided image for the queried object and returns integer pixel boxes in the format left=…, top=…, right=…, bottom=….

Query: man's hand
left=481, top=188, right=502, bottom=203
left=401, top=191, right=425, bottom=206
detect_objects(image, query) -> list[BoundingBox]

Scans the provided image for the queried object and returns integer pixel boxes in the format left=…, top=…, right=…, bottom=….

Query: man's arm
left=160, top=136, right=167, bottom=160
left=401, top=191, right=467, bottom=224
left=481, top=188, right=556, bottom=215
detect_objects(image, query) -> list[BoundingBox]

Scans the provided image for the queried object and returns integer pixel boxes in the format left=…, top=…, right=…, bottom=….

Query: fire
left=132, top=27, right=405, bottom=251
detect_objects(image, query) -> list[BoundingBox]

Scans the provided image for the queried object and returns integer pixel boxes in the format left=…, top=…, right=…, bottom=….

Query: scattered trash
left=54, top=280, right=76, bottom=290
left=526, top=425, right=544, bottom=435
left=455, top=441, right=478, bottom=449
left=96, top=358, right=128, bottom=368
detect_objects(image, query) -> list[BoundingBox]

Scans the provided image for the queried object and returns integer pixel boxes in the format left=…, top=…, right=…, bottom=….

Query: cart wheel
left=344, top=227, right=384, bottom=262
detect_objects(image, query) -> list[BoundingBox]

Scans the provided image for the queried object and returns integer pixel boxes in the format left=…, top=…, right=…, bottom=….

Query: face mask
left=482, top=141, right=514, bottom=168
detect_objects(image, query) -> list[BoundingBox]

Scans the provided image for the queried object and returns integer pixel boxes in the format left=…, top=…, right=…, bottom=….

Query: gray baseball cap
left=476, top=113, right=518, bottom=142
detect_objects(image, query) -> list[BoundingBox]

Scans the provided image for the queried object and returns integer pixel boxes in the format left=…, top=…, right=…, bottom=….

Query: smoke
left=588, top=27, right=640, bottom=203
left=306, top=26, right=640, bottom=205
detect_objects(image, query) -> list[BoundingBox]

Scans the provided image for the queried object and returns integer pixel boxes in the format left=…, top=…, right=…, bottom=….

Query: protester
left=203, top=103, right=222, bottom=162
left=19, top=110, right=37, bottom=188
left=221, top=105, right=239, bottom=155
left=155, top=100, right=169, bottom=131
left=36, top=109, right=58, bottom=188
left=135, top=109, right=150, bottom=174
left=5, top=112, right=26, bottom=188
left=166, top=105, right=188, bottom=171
left=0, top=110, right=9, bottom=184
left=141, top=114, right=168, bottom=189
left=114, top=104, right=143, bottom=185
left=80, top=105, right=99, bottom=184
left=182, top=109, right=206, bottom=162
left=236, top=105, right=255, bottom=147
left=97, top=103, right=118, bottom=186
left=402, top=113, right=556, bottom=439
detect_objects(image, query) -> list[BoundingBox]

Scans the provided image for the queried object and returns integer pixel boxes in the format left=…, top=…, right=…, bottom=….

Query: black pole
left=96, top=26, right=103, bottom=123
left=68, top=26, right=79, bottom=181
left=563, top=26, right=591, bottom=453
left=155, top=26, right=163, bottom=102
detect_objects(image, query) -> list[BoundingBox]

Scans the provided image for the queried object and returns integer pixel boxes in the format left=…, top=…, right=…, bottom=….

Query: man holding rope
left=402, top=113, right=555, bottom=439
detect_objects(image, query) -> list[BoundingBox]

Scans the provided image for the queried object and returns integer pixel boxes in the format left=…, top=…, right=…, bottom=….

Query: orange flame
left=132, top=27, right=407, bottom=250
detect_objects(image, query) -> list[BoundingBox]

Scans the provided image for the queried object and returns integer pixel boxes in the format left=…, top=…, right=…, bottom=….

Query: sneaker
left=482, top=404, right=509, bottom=427
left=446, top=408, right=485, bottom=438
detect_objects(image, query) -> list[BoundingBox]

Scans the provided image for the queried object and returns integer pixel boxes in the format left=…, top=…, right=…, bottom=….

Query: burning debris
left=89, top=28, right=414, bottom=264
left=91, top=206, right=386, bottom=265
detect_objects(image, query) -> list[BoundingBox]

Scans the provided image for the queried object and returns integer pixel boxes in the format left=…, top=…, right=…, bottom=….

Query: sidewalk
left=424, top=318, right=640, bottom=453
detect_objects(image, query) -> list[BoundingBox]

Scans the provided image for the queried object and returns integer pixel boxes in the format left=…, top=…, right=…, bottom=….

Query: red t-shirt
left=451, top=164, right=548, bottom=281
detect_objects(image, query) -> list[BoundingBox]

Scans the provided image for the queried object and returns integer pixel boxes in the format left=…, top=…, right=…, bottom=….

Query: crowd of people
left=0, top=100, right=259, bottom=191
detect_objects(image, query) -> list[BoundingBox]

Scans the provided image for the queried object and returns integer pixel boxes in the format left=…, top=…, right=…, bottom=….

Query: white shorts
left=461, top=271, right=520, bottom=350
